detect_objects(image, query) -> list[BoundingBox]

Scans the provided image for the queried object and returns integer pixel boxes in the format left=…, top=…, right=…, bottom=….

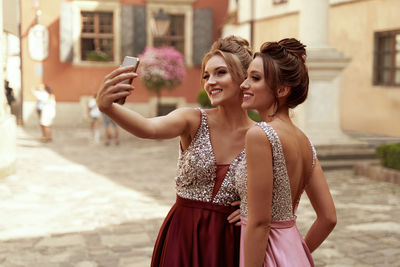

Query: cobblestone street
left=0, top=126, right=399, bottom=267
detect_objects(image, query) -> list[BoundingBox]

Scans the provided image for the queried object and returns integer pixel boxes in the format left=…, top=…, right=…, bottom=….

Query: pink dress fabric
left=240, top=216, right=313, bottom=267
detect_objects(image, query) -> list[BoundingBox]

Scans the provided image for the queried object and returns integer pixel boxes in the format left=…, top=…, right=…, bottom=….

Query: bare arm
left=244, top=126, right=273, bottom=267
left=96, top=65, right=195, bottom=139
left=304, top=158, right=337, bottom=252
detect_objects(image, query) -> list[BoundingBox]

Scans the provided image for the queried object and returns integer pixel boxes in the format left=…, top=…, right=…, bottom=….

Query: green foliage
left=376, top=143, right=400, bottom=171
left=86, top=50, right=110, bottom=61
left=197, top=89, right=213, bottom=108
left=247, top=110, right=262, bottom=122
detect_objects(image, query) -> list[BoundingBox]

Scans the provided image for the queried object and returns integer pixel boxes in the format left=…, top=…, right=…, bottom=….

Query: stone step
left=316, top=145, right=378, bottom=160
left=314, top=132, right=399, bottom=170
left=320, top=159, right=380, bottom=171
left=345, top=131, right=400, bottom=148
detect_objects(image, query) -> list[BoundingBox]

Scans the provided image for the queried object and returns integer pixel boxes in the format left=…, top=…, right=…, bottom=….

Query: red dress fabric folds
left=151, top=165, right=240, bottom=267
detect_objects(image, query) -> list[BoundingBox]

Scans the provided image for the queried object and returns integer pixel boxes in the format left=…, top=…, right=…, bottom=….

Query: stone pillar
left=0, top=0, right=17, bottom=178
left=295, top=0, right=359, bottom=146
left=299, top=0, right=329, bottom=49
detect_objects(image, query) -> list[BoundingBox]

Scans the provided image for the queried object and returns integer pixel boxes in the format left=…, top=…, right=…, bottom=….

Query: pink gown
left=236, top=122, right=315, bottom=267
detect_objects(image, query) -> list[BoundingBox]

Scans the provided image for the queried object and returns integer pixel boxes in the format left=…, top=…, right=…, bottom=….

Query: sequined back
left=236, top=122, right=317, bottom=221
left=175, top=109, right=242, bottom=206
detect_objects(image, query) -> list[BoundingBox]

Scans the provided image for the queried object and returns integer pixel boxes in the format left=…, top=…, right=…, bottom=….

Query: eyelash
left=202, top=70, right=227, bottom=80
left=218, top=70, right=227, bottom=75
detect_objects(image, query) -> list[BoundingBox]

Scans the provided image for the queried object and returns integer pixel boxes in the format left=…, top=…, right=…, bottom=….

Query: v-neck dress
left=151, top=108, right=244, bottom=267
left=235, top=122, right=316, bottom=267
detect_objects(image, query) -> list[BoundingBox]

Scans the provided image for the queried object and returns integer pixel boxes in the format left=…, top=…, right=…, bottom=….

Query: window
left=81, top=11, right=114, bottom=62
left=374, top=30, right=400, bottom=86
left=153, top=15, right=185, bottom=55
left=146, top=3, right=194, bottom=66
left=273, top=0, right=288, bottom=4
left=71, top=1, right=120, bottom=66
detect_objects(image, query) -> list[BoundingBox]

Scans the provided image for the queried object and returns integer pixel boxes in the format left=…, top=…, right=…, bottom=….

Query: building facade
left=18, top=0, right=228, bottom=126
left=1, top=0, right=17, bottom=178
left=224, top=0, right=400, bottom=138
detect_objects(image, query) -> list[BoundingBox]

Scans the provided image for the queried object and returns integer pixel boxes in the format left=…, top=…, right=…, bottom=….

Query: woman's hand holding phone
left=114, top=56, right=140, bottom=105
left=96, top=56, right=139, bottom=112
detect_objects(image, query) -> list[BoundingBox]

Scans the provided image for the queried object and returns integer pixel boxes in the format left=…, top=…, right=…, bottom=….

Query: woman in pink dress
left=236, top=38, right=337, bottom=266
left=96, top=36, right=254, bottom=267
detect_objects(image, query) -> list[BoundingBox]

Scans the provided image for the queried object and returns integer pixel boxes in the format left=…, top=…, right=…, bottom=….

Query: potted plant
left=138, top=46, right=186, bottom=115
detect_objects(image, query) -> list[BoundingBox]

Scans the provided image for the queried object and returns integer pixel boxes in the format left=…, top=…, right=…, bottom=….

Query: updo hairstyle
left=201, top=35, right=253, bottom=85
left=255, top=38, right=309, bottom=109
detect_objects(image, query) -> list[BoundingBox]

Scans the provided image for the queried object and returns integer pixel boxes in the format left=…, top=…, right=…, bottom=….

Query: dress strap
left=306, top=136, right=317, bottom=168
left=197, top=108, right=208, bottom=132
left=190, top=108, right=209, bottom=141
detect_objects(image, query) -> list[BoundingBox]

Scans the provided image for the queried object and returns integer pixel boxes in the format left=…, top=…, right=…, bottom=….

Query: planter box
left=354, top=162, right=400, bottom=185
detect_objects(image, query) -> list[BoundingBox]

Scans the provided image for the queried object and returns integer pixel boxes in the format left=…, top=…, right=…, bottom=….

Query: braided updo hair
left=201, top=35, right=253, bottom=85
left=256, top=38, right=309, bottom=109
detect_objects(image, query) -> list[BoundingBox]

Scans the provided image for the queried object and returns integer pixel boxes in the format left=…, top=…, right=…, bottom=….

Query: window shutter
left=193, top=9, right=213, bottom=66
left=133, top=6, right=147, bottom=56
left=121, top=5, right=135, bottom=61
left=121, top=5, right=146, bottom=60
left=59, top=1, right=73, bottom=62
left=372, top=32, right=379, bottom=85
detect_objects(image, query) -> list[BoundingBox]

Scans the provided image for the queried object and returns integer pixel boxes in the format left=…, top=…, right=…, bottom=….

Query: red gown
left=151, top=109, right=245, bottom=267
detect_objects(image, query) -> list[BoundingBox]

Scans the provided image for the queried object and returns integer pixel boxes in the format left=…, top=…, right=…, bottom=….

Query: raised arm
left=244, top=126, right=273, bottom=267
left=97, top=65, right=196, bottom=140
left=304, top=159, right=337, bottom=252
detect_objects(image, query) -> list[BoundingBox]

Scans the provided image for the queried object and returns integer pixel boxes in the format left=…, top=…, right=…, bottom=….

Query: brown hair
left=255, top=38, right=309, bottom=109
left=201, top=35, right=253, bottom=85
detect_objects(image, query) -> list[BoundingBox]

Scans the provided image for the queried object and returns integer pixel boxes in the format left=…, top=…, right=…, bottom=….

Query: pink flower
left=138, top=46, right=186, bottom=91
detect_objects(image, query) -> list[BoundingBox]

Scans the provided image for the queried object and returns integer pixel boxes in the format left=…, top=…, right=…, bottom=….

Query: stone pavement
left=0, top=126, right=399, bottom=267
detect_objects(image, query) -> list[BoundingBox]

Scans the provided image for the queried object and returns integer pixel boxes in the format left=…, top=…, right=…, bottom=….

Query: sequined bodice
left=236, top=122, right=317, bottom=221
left=175, top=109, right=243, bottom=206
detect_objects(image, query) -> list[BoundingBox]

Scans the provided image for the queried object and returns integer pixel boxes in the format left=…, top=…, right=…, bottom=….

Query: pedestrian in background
left=103, top=114, right=119, bottom=146
left=88, top=93, right=101, bottom=143
left=4, top=80, right=15, bottom=108
left=237, top=38, right=337, bottom=267
left=32, top=84, right=56, bottom=142
left=96, top=35, right=254, bottom=267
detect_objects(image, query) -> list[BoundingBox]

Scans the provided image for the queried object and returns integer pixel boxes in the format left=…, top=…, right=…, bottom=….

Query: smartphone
left=114, top=56, right=140, bottom=105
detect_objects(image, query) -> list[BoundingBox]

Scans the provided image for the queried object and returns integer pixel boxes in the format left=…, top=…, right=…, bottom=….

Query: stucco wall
left=253, top=13, right=299, bottom=50
left=251, top=0, right=400, bottom=137
left=330, top=0, right=400, bottom=137
left=20, top=0, right=227, bottom=126
left=21, top=0, right=208, bottom=104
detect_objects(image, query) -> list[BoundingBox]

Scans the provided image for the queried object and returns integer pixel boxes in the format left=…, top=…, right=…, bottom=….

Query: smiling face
left=240, top=56, right=276, bottom=115
left=202, top=55, right=242, bottom=106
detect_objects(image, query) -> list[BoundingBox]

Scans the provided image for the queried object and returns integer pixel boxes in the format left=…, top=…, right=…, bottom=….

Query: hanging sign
left=28, top=24, right=49, bottom=61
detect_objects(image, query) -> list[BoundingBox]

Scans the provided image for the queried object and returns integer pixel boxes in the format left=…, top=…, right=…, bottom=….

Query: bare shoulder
left=171, top=107, right=200, bottom=118
left=268, top=120, right=286, bottom=135
left=246, top=125, right=269, bottom=146
left=169, top=107, right=201, bottom=131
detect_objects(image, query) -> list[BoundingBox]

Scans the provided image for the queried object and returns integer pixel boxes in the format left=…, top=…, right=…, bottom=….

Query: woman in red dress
left=96, top=36, right=254, bottom=267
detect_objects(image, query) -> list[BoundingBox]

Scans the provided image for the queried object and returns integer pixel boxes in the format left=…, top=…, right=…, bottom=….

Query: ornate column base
left=293, top=47, right=363, bottom=146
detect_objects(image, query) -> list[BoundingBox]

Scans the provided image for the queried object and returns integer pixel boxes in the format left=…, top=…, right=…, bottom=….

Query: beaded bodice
left=175, top=109, right=243, bottom=206
left=236, top=122, right=317, bottom=221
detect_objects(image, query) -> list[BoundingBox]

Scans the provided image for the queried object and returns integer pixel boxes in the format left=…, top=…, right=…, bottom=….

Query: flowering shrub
left=138, top=46, right=186, bottom=94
